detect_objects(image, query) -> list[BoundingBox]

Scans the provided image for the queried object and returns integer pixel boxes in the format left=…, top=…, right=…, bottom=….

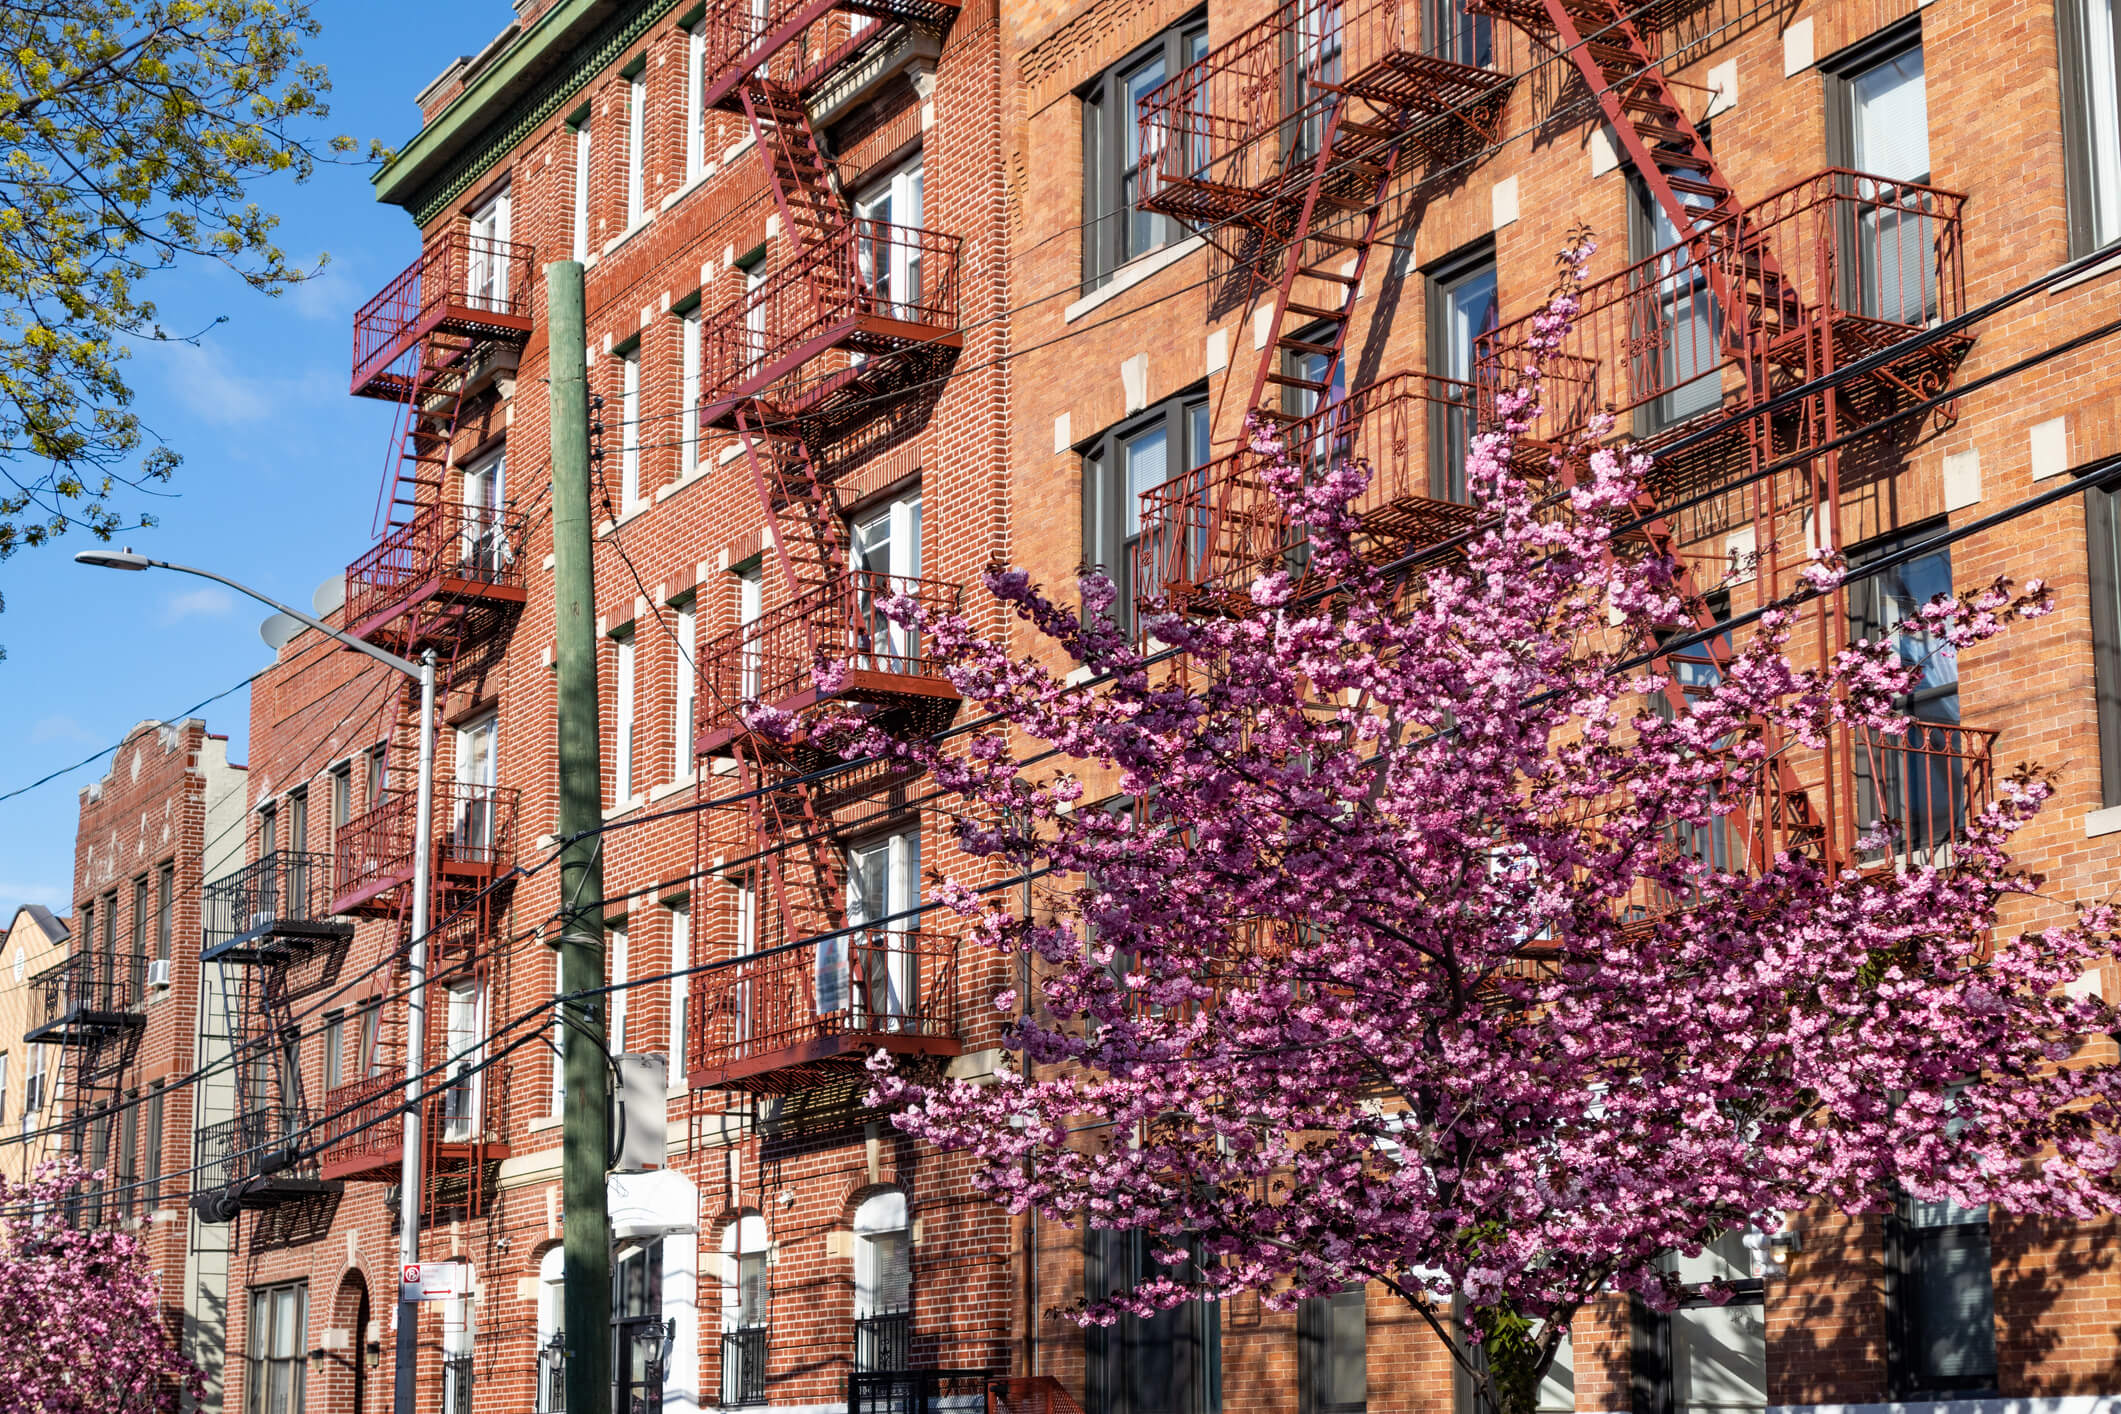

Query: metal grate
left=719, top=1327, right=769, bottom=1407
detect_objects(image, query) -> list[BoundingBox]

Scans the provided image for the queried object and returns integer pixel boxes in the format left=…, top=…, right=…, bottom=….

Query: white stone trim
left=1063, top=235, right=1206, bottom=324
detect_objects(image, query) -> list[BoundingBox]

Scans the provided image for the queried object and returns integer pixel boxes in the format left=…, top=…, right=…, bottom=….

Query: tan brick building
left=139, top=0, right=2121, bottom=1413
left=0, top=903, right=71, bottom=1182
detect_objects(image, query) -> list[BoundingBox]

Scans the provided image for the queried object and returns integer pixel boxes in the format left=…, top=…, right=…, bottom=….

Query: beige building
left=0, top=903, right=71, bottom=1184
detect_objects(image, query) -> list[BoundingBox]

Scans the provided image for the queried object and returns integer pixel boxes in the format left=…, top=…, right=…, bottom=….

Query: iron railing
left=25, top=952, right=149, bottom=1039
left=696, top=0, right=959, bottom=109
left=1843, top=720, right=1997, bottom=869
left=1478, top=168, right=1967, bottom=445
left=538, top=1336, right=567, bottom=1414
left=351, top=234, right=537, bottom=395
left=854, top=1311, right=912, bottom=1374
left=202, top=851, right=345, bottom=959
left=697, top=221, right=963, bottom=419
left=444, top=1354, right=475, bottom=1414
left=697, top=571, right=961, bottom=745
left=850, top=1370, right=994, bottom=1414
left=343, top=500, right=528, bottom=637
left=194, top=1107, right=309, bottom=1192
left=720, top=1327, right=769, bottom=1407
left=690, top=929, right=959, bottom=1088
left=331, top=781, right=519, bottom=913
left=1137, top=0, right=1516, bottom=226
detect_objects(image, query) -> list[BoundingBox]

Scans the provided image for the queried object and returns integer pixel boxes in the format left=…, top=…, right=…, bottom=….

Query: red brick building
left=178, top=0, right=2121, bottom=1413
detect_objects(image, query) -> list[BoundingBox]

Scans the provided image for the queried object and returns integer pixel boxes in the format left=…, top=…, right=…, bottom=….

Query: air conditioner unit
left=148, top=958, right=173, bottom=989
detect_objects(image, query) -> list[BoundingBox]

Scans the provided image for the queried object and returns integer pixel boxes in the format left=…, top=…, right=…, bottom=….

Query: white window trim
left=613, top=630, right=638, bottom=805
left=572, top=120, right=592, bottom=263
left=625, top=71, right=648, bottom=229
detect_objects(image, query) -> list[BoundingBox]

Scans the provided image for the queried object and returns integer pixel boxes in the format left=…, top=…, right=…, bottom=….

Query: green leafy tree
left=0, top=0, right=366, bottom=581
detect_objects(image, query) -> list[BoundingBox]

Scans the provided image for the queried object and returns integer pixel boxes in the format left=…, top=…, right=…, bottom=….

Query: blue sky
left=0, top=1, right=522, bottom=919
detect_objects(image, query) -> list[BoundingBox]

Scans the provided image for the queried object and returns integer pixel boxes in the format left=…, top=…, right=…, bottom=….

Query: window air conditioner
left=148, top=958, right=173, bottom=989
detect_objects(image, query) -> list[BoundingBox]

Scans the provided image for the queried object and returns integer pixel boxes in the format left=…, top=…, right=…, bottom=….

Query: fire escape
left=23, top=946, right=147, bottom=1224
left=685, top=0, right=969, bottom=1096
left=194, top=852, right=349, bottom=1222
left=1132, top=0, right=1993, bottom=876
left=319, top=230, right=536, bottom=1223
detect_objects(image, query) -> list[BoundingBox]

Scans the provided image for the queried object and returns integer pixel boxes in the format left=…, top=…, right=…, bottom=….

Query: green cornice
left=375, top=0, right=678, bottom=227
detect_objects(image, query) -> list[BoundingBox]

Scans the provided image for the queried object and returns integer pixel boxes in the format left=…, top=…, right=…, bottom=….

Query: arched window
left=852, top=1189, right=911, bottom=1373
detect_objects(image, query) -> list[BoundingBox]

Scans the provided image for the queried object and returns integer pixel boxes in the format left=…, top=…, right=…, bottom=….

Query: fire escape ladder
left=739, top=79, right=851, bottom=296
left=1244, top=109, right=1407, bottom=422
left=381, top=330, right=481, bottom=536
left=734, top=406, right=849, bottom=611
left=1534, top=0, right=1803, bottom=368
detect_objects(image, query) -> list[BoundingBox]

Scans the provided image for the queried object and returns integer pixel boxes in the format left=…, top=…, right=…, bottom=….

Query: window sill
left=723, top=134, right=756, bottom=166
left=650, top=775, right=696, bottom=802
left=657, top=465, right=708, bottom=502
left=2051, top=244, right=2121, bottom=294
left=603, top=795, right=645, bottom=821
left=719, top=442, right=747, bottom=466
left=527, top=1115, right=562, bottom=1134
left=1063, top=235, right=1205, bottom=325
left=2087, top=803, right=2121, bottom=838
left=599, top=502, right=650, bottom=537
left=662, top=167, right=715, bottom=212
left=602, top=220, right=652, bottom=259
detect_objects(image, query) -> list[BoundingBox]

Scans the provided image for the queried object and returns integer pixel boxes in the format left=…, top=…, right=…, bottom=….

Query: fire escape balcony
left=1476, top=169, right=1969, bottom=484
left=193, top=1107, right=337, bottom=1219
left=330, top=782, right=519, bottom=919
left=696, top=0, right=961, bottom=113
left=315, top=1071, right=510, bottom=1183
left=687, top=927, right=962, bottom=1093
left=202, top=851, right=353, bottom=964
left=695, top=571, right=963, bottom=760
left=342, top=500, right=529, bottom=647
left=23, top=952, right=149, bottom=1044
left=351, top=234, right=537, bottom=401
left=1134, top=367, right=1602, bottom=613
left=1136, top=0, right=1516, bottom=233
left=697, top=221, right=963, bottom=435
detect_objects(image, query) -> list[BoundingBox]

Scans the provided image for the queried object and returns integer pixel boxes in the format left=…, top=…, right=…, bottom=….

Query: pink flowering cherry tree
left=782, top=241, right=2121, bottom=1414
left=0, top=1161, right=200, bottom=1414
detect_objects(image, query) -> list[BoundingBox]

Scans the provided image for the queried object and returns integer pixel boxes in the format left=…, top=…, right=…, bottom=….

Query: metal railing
left=850, top=1369, right=992, bottom=1414
left=698, top=572, right=961, bottom=740
left=343, top=500, right=528, bottom=635
left=331, top=781, right=519, bottom=910
left=537, top=1336, right=566, bottom=1414
left=202, top=851, right=342, bottom=957
left=855, top=1311, right=912, bottom=1374
left=1843, top=720, right=1997, bottom=869
left=698, top=221, right=963, bottom=416
left=1137, top=0, right=1516, bottom=223
left=194, top=1107, right=308, bottom=1192
left=444, top=1354, right=474, bottom=1414
left=352, top=233, right=537, bottom=394
left=1478, top=168, right=1966, bottom=444
left=690, top=929, right=959, bottom=1085
left=26, top=952, right=150, bottom=1037
left=720, top=1327, right=769, bottom=1408
left=696, top=0, right=959, bottom=107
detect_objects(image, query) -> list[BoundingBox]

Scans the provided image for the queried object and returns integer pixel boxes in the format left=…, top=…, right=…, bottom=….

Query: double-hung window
left=1826, top=26, right=1937, bottom=324
left=1081, top=16, right=1210, bottom=288
left=673, top=598, right=697, bottom=781
left=850, top=488, right=923, bottom=671
left=1426, top=242, right=1498, bottom=502
left=2087, top=475, right=2121, bottom=806
left=680, top=306, right=704, bottom=479
left=1887, top=1191, right=1998, bottom=1396
left=839, top=825, right=921, bottom=1024
left=855, top=157, right=925, bottom=319
left=686, top=23, right=709, bottom=185
left=1083, top=390, right=1212, bottom=632
left=1084, top=1228, right=1221, bottom=1414
left=1297, top=1287, right=1366, bottom=1414
left=467, top=186, right=512, bottom=313
left=1629, top=170, right=1724, bottom=433
left=1848, top=527, right=1966, bottom=862
left=626, top=69, right=648, bottom=228
left=246, top=1283, right=308, bottom=1414
left=613, top=630, right=637, bottom=805
left=619, top=348, right=642, bottom=513
left=1629, top=1231, right=1766, bottom=1414
left=2058, top=0, right=2121, bottom=255
left=572, top=117, right=593, bottom=262
left=155, top=863, right=173, bottom=963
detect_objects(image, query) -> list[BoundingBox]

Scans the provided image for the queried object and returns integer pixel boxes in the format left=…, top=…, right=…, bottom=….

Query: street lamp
left=78, top=547, right=440, bottom=1414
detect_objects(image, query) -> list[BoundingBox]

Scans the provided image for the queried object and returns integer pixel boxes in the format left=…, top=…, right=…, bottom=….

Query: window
left=1888, top=1194, right=1997, bottom=1395
left=680, top=307, right=704, bottom=478
left=538, top=1247, right=567, bottom=1414
left=330, top=764, right=352, bottom=833
left=1628, top=170, right=1724, bottom=433
left=668, top=901, right=690, bottom=1077
left=1084, top=1229, right=1220, bottom=1414
left=736, top=563, right=764, bottom=698
left=610, top=926, right=631, bottom=1055
left=614, top=630, right=638, bottom=805
left=0, top=1054, right=8, bottom=1128
left=1428, top=0, right=1495, bottom=67
left=850, top=489, right=924, bottom=670
left=1083, top=390, right=1212, bottom=632
left=359, top=1002, right=384, bottom=1078
left=1827, top=27, right=1936, bottom=324
left=1081, top=16, right=1210, bottom=287
left=620, top=348, right=642, bottom=512
left=25, top=1046, right=46, bottom=1120
left=2059, top=0, right=2121, bottom=254
left=246, top=1283, right=308, bottom=1414
left=144, top=1084, right=164, bottom=1210
left=1298, top=1287, right=1365, bottom=1414
left=839, top=827, right=921, bottom=1025
left=463, top=447, right=508, bottom=574
left=258, top=802, right=278, bottom=860
left=441, top=981, right=484, bottom=1143
left=1456, top=1317, right=1574, bottom=1414
left=738, top=249, right=768, bottom=377
left=467, top=185, right=512, bottom=312
left=366, top=745, right=388, bottom=807
left=626, top=70, right=648, bottom=228
left=572, top=118, right=593, bottom=262
left=673, top=600, right=697, bottom=780
left=614, top=1239, right=666, bottom=1414
left=131, top=877, right=149, bottom=968
left=323, top=1013, right=346, bottom=1093
left=1629, top=1231, right=1766, bottom=1414
left=455, top=713, right=501, bottom=855
left=854, top=157, right=925, bottom=319
left=686, top=23, right=708, bottom=184
left=118, top=1093, right=138, bottom=1213
left=2088, top=477, right=2121, bottom=806
left=1425, top=244, right=1498, bottom=502
left=853, top=1189, right=911, bottom=1372
left=288, top=788, right=309, bottom=855
left=720, top=1213, right=770, bottom=1407
left=1848, top=528, right=1966, bottom=860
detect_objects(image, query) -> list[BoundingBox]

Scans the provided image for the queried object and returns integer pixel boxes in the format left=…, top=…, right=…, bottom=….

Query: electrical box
left=613, top=1052, right=668, bottom=1173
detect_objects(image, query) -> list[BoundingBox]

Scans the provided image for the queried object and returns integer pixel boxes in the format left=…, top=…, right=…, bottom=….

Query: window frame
left=672, top=597, right=697, bottom=783
left=1297, top=1285, right=1367, bottom=1414
left=571, top=115, right=593, bottom=262
left=246, top=1282, right=309, bottom=1414
left=618, top=346, right=643, bottom=512
left=1082, top=386, right=1213, bottom=635
left=1080, top=13, right=1210, bottom=290
left=1884, top=1192, right=1999, bottom=1397
left=2057, top=0, right=2121, bottom=256
left=625, top=68, right=649, bottom=229
left=2088, top=474, right=2121, bottom=806
left=1083, top=1226, right=1222, bottom=1414
left=1425, top=239, right=1500, bottom=501
left=613, top=627, right=638, bottom=805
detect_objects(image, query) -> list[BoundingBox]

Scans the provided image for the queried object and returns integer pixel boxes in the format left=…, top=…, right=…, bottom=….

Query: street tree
left=0, top=0, right=358, bottom=574
left=797, top=240, right=2121, bottom=1414
left=0, top=1161, right=200, bottom=1412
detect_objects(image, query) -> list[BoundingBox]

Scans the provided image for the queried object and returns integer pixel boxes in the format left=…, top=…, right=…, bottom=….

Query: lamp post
left=77, top=547, right=440, bottom=1414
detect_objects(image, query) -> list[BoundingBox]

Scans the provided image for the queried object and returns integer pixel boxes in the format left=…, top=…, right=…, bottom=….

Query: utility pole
left=549, top=258, right=613, bottom=1414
